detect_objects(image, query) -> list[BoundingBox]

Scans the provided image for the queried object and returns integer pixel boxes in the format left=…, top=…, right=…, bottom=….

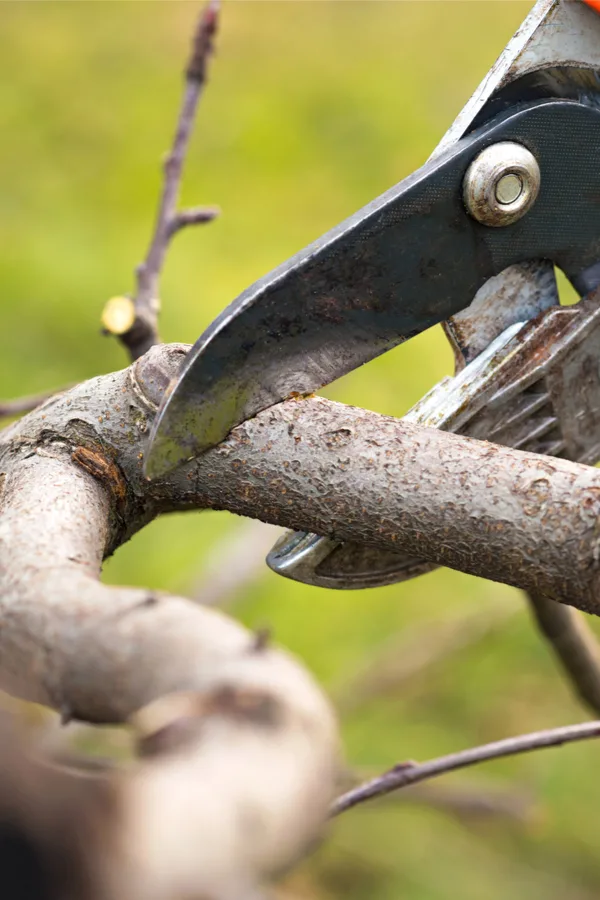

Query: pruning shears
left=147, top=0, right=600, bottom=590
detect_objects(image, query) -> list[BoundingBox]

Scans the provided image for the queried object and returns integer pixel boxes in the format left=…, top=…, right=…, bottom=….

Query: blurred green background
left=2, top=2, right=600, bottom=898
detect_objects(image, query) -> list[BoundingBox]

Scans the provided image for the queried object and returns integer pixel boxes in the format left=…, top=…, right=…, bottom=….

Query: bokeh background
left=1, top=2, right=600, bottom=898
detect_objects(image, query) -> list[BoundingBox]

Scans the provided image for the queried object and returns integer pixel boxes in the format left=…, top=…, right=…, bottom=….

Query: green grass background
left=1, top=2, right=599, bottom=898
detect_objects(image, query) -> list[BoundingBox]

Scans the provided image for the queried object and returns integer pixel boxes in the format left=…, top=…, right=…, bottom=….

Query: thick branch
left=0, top=350, right=338, bottom=897
left=4, top=342, right=600, bottom=615
left=332, top=721, right=600, bottom=816
left=4, top=342, right=600, bottom=892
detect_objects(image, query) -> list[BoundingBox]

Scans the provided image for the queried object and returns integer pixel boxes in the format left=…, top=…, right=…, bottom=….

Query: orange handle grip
left=582, top=0, right=600, bottom=13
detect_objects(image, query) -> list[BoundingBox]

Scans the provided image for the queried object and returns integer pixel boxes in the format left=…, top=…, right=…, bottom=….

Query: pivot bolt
left=463, top=142, right=540, bottom=227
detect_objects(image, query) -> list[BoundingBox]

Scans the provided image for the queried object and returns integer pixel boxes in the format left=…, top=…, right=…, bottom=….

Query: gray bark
left=2, top=340, right=600, bottom=897
left=0, top=343, right=339, bottom=899
left=4, top=341, right=600, bottom=624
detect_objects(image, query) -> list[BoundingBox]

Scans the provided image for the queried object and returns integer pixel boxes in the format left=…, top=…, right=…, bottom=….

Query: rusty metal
left=137, top=0, right=600, bottom=593
left=266, top=0, right=600, bottom=589
left=269, top=290, right=600, bottom=588
left=145, top=0, right=600, bottom=479
left=443, top=261, right=558, bottom=369
left=463, top=142, right=541, bottom=227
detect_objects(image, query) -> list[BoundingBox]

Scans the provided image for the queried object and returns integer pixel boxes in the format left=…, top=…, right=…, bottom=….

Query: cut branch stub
left=106, top=2, right=221, bottom=362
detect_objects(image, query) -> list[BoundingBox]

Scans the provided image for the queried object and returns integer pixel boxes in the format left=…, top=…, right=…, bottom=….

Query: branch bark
left=0, top=349, right=338, bottom=898
left=102, top=2, right=220, bottom=361
left=3, top=341, right=600, bottom=893
left=4, top=342, right=600, bottom=617
left=332, top=721, right=600, bottom=816
left=526, top=593, right=600, bottom=716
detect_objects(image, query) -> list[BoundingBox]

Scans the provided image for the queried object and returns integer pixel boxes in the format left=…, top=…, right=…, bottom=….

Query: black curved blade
left=146, top=99, right=600, bottom=476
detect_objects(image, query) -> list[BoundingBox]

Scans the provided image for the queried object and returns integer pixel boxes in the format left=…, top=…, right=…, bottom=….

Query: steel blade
left=146, top=98, right=600, bottom=476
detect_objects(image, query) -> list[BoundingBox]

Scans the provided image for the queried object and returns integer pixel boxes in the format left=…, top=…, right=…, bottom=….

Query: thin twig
left=527, top=592, right=600, bottom=716
left=331, top=720, right=600, bottom=816
left=337, top=766, right=537, bottom=825
left=168, top=205, right=219, bottom=238
left=103, top=1, right=220, bottom=361
left=0, top=387, right=70, bottom=421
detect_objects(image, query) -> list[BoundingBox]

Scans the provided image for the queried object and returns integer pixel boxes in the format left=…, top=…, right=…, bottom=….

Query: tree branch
left=331, top=721, right=600, bottom=816
left=4, top=342, right=600, bottom=891
left=4, top=342, right=600, bottom=615
left=526, top=592, right=600, bottom=716
left=102, top=2, right=220, bottom=361
left=0, top=386, right=71, bottom=421
left=168, top=204, right=219, bottom=238
left=0, top=418, right=337, bottom=897
left=0, top=690, right=336, bottom=900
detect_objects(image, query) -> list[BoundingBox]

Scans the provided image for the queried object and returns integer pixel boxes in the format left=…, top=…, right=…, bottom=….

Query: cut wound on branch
left=102, top=0, right=221, bottom=362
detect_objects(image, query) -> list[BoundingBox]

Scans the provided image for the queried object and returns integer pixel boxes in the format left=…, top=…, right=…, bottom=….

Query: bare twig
left=168, top=204, right=219, bottom=238
left=331, top=721, right=600, bottom=816
left=103, top=2, right=220, bottom=361
left=527, top=592, right=600, bottom=716
left=0, top=386, right=70, bottom=421
left=341, top=768, right=538, bottom=824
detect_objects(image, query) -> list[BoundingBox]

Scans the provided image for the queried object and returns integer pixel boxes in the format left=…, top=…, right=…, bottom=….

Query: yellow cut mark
left=101, top=296, right=136, bottom=335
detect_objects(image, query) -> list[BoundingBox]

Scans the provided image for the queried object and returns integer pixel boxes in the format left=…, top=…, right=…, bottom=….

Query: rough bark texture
left=0, top=343, right=339, bottom=899
left=2, top=340, right=600, bottom=896
left=4, top=341, right=600, bottom=617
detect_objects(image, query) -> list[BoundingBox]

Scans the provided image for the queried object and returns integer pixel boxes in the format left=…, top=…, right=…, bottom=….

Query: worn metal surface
left=439, top=0, right=600, bottom=365
left=443, top=260, right=558, bottom=368
left=436, top=0, right=600, bottom=154
left=147, top=98, right=600, bottom=475
left=146, top=0, right=600, bottom=477
left=6, top=342, right=600, bottom=614
left=462, top=142, right=541, bottom=227
left=271, top=288, right=600, bottom=588
left=268, top=0, right=600, bottom=589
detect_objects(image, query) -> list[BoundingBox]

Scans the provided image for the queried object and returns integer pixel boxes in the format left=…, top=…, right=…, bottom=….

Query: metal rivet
left=463, top=142, right=540, bottom=227
left=495, top=173, right=522, bottom=205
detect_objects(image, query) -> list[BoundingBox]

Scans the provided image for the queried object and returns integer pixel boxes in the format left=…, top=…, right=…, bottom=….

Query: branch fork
left=4, top=2, right=600, bottom=896
left=102, top=1, right=221, bottom=361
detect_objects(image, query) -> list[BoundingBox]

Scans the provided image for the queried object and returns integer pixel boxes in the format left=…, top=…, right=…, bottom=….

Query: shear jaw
left=265, top=0, right=600, bottom=589
left=269, top=285, right=600, bottom=588
left=143, top=0, right=600, bottom=592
